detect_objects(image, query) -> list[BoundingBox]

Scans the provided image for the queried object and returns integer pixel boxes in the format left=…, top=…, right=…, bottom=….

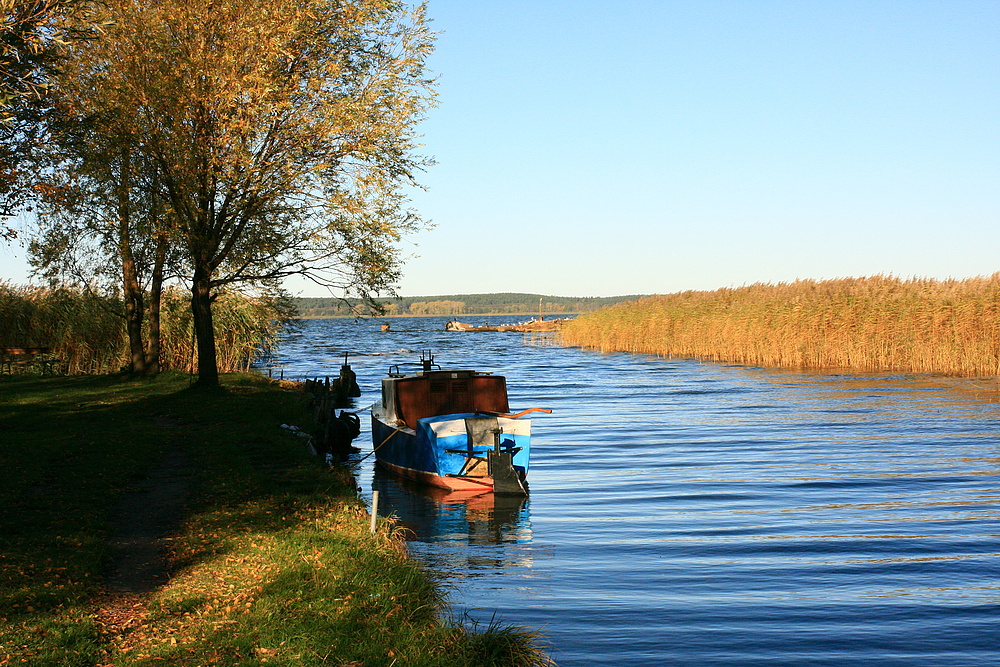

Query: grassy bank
left=0, top=373, right=551, bottom=666
left=561, top=275, right=1000, bottom=377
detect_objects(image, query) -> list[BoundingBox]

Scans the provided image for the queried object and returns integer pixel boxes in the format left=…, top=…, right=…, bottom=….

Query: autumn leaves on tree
left=3, top=0, right=435, bottom=385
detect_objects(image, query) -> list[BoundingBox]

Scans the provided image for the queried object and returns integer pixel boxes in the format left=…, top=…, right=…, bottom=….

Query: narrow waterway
left=273, top=317, right=1000, bottom=666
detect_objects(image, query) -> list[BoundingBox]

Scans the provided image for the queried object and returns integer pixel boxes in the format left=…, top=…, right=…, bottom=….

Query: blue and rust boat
left=371, top=352, right=549, bottom=495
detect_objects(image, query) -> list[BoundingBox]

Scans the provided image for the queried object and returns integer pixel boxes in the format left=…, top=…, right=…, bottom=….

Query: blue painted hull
left=371, top=412, right=531, bottom=491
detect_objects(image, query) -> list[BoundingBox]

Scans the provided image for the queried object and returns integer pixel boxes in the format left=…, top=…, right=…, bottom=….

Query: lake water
left=271, top=317, right=1000, bottom=666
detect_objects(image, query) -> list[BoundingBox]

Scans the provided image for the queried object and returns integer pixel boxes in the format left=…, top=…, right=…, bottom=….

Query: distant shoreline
left=296, top=312, right=581, bottom=320
left=294, top=293, right=645, bottom=319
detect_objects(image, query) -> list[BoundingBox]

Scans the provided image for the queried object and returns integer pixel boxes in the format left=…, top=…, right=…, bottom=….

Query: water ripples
left=274, top=318, right=1000, bottom=666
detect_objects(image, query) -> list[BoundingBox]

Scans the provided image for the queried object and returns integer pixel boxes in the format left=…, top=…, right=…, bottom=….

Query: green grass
left=0, top=373, right=552, bottom=666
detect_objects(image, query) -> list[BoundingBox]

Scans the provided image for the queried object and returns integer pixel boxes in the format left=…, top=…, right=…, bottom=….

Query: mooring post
left=370, top=490, right=380, bottom=534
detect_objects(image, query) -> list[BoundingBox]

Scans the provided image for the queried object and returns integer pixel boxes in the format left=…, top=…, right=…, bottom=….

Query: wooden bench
left=0, top=347, right=61, bottom=375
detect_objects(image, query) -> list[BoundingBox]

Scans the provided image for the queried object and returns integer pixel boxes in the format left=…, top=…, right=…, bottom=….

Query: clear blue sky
left=3, top=0, right=998, bottom=298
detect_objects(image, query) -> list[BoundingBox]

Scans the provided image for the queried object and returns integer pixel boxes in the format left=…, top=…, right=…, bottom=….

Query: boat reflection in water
left=371, top=466, right=533, bottom=571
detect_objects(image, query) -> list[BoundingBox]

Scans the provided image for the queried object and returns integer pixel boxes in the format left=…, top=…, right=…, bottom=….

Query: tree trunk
left=121, top=253, right=147, bottom=375
left=117, top=146, right=147, bottom=375
left=191, top=266, right=219, bottom=387
left=144, top=236, right=167, bottom=374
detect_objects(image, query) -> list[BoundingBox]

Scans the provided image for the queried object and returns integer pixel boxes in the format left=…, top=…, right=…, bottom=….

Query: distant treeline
left=560, top=275, right=1000, bottom=378
left=295, top=293, right=647, bottom=318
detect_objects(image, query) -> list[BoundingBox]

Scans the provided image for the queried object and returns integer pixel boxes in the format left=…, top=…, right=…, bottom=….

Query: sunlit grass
left=0, top=373, right=552, bottom=666
left=561, top=274, right=1000, bottom=377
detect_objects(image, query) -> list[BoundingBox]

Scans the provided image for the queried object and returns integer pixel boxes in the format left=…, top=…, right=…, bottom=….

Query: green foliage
left=562, top=274, right=1000, bottom=377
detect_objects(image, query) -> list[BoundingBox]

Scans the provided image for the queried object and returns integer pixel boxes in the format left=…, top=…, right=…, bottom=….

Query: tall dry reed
left=157, top=290, right=288, bottom=373
left=0, top=283, right=287, bottom=374
left=560, top=275, right=1000, bottom=377
left=0, top=283, right=126, bottom=373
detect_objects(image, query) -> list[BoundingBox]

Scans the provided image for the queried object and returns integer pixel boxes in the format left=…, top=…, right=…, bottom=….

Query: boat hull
left=371, top=411, right=531, bottom=492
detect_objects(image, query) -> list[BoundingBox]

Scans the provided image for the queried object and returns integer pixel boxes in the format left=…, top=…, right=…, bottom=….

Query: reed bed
left=157, top=290, right=288, bottom=374
left=0, top=283, right=286, bottom=374
left=560, top=275, right=1000, bottom=377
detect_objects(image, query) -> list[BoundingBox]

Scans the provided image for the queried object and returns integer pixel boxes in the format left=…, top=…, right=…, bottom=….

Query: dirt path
left=94, top=418, right=195, bottom=655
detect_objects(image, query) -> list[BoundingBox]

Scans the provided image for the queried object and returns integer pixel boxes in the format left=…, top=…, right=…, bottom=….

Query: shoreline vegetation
left=0, top=283, right=289, bottom=375
left=0, top=373, right=553, bottom=666
left=560, top=275, right=1000, bottom=379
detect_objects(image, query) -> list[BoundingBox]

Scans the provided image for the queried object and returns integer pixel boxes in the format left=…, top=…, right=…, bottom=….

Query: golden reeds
left=559, top=275, right=1000, bottom=377
left=0, top=283, right=286, bottom=374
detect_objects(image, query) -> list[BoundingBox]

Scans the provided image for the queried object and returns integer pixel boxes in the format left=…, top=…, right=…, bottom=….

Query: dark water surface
left=273, top=317, right=1000, bottom=666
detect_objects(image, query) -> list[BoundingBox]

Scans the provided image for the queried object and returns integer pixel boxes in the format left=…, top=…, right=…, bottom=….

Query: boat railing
left=388, top=360, right=442, bottom=377
left=389, top=349, right=442, bottom=376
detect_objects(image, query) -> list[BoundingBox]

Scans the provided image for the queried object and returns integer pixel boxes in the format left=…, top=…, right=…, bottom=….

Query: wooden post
left=369, top=490, right=380, bottom=534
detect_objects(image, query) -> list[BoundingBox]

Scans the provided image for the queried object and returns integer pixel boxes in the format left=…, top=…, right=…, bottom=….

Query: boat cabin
left=381, top=370, right=510, bottom=429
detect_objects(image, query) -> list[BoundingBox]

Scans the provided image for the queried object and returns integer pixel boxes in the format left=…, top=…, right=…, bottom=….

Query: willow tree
left=28, top=129, right=180, bottom=375
left=1, top=0, right=99, bottom=238
left=54, top=0, right=434, bottom=386
left=1, top=0, right=86, bottom=98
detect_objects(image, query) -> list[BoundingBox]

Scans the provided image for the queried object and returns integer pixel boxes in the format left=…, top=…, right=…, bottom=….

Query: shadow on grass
left=0, top=373, right=341, bottom=661
left=0, top=372, right=553, bottom=667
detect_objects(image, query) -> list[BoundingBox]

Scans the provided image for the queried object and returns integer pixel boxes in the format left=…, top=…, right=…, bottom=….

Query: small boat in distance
left=371, top=352, right=550, bottom=495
